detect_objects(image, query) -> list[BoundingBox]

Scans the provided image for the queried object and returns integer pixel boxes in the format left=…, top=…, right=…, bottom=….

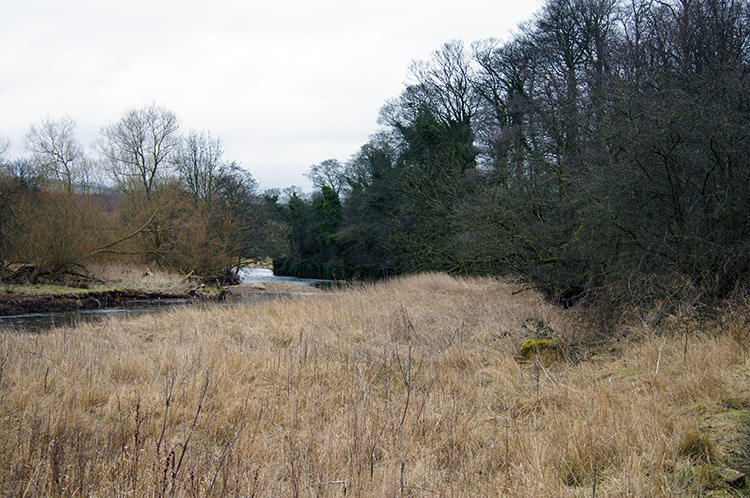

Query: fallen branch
left=85, top=209, right=158, bottom=258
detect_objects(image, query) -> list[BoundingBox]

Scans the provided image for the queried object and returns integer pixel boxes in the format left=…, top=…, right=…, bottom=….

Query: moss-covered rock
left=519, top=338, right=558, bottom=359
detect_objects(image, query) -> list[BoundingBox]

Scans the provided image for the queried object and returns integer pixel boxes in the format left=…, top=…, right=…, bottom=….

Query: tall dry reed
left=0, top=273, right=747, bottom=497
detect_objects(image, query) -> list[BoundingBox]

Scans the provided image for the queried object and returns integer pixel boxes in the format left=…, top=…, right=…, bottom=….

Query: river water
left=0, top=268, right=328, bottom=332
left=236, top=267, right=336, bottom=287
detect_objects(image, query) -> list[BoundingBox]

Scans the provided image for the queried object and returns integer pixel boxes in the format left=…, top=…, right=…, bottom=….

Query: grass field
left=0, top=273, right=748, bottom=497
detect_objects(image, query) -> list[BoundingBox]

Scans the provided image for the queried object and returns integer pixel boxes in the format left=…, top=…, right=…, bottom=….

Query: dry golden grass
left=0, top=273, right=748, bottom=497
left=88, top=262, right=189, bottom=291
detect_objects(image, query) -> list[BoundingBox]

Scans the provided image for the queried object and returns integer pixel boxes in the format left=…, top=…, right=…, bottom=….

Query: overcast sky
left=1, top=0, right=545, bottom=191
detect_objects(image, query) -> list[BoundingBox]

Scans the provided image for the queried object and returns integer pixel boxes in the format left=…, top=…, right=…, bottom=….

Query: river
left=0, top=268, right=330, bottom=332
left=236, top=267, right=338, bottom=287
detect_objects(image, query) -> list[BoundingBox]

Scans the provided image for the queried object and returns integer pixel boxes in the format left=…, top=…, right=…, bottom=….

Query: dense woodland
left=280, top=0, right=750, bottom=308
left=2, top=0, right=750, bottom=309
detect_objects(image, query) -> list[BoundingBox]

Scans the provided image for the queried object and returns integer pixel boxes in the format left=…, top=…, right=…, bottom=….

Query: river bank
left=0, top=263, right=230, bottom=317
left=0, top=286, right=225, bottom=316
left=0, top=267, right=325, bottom=318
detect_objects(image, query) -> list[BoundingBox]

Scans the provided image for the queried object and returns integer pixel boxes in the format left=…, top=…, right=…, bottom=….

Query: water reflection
left=0, top=300, right=191, bottom=332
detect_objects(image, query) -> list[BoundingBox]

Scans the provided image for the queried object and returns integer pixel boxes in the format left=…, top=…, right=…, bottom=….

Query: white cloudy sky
left=1, top=0, right=545, bottom=191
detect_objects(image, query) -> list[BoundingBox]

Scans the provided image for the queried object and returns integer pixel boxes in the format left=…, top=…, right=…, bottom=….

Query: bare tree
left=409, top=40, right=479, bottom=126
left=0, top=137, right=15, bottom=239
left=99, top=104, right=180, bottom=200
left=473, top=37, right=540, bottom=181
left=379, top=40, right=478, bottom=154
left=3, top=158, right=40, bottom=191
left=174, top=130, right=223, bottom=209
left=24, top=115, right=90, bottom=194
left=0, top=135, right=8, bottom=162
left=304, top=158, right=347, bottom=195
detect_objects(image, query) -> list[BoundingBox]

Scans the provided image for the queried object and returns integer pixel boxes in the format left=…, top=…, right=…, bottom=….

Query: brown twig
left=156, top=370, right=176, bottom=455
left=398, top=345, right=412, bottom=497
left=171, top=372, right=212, bottom=493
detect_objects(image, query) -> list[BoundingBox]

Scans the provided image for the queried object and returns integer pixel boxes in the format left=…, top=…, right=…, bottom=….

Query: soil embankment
left=0, top=282, right=321, bottom=317
left=0, top=288, right=223, bottom=316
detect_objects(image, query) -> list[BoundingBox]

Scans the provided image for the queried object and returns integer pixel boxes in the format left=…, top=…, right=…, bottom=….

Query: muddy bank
left=0, top=288, right=225, bottom=317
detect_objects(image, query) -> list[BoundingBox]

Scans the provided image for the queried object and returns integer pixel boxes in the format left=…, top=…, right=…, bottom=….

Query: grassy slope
left=0, top=273, right=748, bottom=497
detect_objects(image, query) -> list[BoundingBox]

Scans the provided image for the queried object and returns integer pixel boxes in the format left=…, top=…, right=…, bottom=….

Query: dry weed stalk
left=0, top=273, right=747, bottom=496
